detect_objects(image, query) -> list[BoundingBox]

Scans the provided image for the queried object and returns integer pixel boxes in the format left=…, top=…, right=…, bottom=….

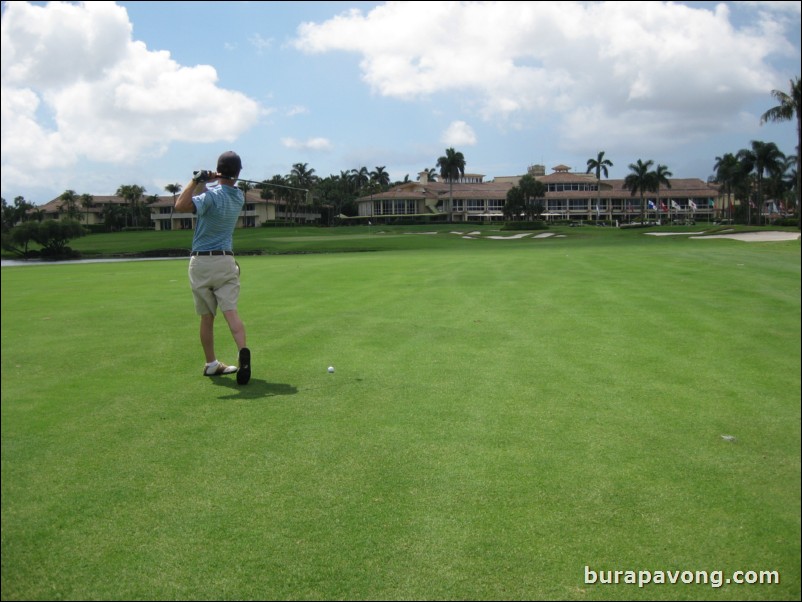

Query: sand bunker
left=646, top=231, right=799, bottom=242
left=486, top=232, right=536, bottom=239
left=690, top=231, right=800, bottom=242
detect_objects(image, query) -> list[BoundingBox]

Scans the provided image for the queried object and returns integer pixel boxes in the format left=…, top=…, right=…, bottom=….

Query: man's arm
left=175, top=179, right=206, bottom=213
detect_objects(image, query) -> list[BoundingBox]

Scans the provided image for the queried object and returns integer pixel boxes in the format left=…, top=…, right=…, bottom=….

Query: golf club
left=193, top=171, right=309, bottom=196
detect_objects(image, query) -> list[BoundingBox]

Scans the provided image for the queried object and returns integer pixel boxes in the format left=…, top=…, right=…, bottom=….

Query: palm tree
left=115, top=184, right=146, bottom=228
left=518, top=174, right=547, bottom=220
left=237, top=181, right=252, bottom=227
left=764, top=156, right=794, bottom=218
left=370, top=166, right=390, bottom=189
left=586, top=151, right=613, bottom=220
left=164, top=183, right=182, bottom=229
left=761, top=76, right=801, bottom=227
left=781, top=155, right=798, bottom=215
left=740, top=141, right=785, bottom=225
left=101, top=202, right=125, bottom=232
left=338, top=170, right=354, bottom=193
left=623, top=159, right=656, bottom=222
left=261, top=175, right=289, bottom=221
left=652, top=164, right=672, bottom=222
left=164, top=183, right=182, bottom=203
left=79, top=193, right=94, bottom=226
left=291, top=162, right=317, bottom=189
left=437, top=148, right=466, bottom=222
left=736, top=148, right=758, bottom=224
left=59, top=190, right=80, bottom=221
left=714, top=153, right=740, bottom=221
left=504, top=186, right=525, bottom=221
left=351, top=166, right=370, bottom=191
left=290, top=163, right=317, bottom=222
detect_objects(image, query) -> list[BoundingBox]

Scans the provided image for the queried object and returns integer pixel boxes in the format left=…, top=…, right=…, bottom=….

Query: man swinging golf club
left=175, top=151, right=251, bottom=384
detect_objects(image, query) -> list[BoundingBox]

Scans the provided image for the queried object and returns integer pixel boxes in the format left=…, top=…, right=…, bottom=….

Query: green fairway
left=2, top=229, right=800, bottom=600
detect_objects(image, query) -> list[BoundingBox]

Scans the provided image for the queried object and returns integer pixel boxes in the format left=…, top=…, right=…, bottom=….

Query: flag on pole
left=647, top=200, right=656, bottom=210
left=688, top=200, right=697, bottom=211
left=660, top=201, right=667, bottom=212
left=671, top=200, right=680, bottom=210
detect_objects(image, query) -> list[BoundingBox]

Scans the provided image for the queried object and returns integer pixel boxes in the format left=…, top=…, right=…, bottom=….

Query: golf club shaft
left=235, top=178, right=308, bottom=194
left=194, top=171, right=308, bottom=194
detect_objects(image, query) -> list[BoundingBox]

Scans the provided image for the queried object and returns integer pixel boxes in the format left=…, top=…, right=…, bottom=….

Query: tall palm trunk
left=448, top=179, right=453, bottom=223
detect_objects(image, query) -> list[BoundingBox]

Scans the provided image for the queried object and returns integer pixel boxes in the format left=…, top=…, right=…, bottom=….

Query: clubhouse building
left=36, top=190, right=319, bottom=231
left=354, top=164, right=724, bottom=223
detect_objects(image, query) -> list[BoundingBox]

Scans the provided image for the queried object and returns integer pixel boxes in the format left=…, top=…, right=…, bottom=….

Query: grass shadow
left=209, top=377, right=298, bottom=400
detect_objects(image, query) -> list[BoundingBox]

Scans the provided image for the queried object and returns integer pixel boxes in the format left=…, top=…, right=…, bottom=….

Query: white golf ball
left=328, top=366, right=335, bottom=373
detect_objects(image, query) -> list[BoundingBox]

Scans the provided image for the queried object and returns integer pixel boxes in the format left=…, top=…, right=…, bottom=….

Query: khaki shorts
left=188, top=255, right=240, bottom=315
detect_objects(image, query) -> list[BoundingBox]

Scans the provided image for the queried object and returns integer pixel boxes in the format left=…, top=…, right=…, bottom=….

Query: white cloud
left=248, top=33, right=273, bottom=53
left=442, top=121, right=477, bottom=147
left=285, top=105, right=309, bottom=117
left=281, top=137, right=333, bottom=152
left=1, top=1, right=262, bottom=190
left=292, top=0, right=798, bottom=152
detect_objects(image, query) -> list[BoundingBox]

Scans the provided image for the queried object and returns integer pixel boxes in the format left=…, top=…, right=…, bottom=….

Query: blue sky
left=1, top=1, right=800, bottom=205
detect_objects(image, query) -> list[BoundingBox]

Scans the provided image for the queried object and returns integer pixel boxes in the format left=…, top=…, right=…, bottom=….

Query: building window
left=394, top=200, right=415, bottom=215
left=373, top=200, right=416, bottom=215
left=548, top=183, right=594, bottom=193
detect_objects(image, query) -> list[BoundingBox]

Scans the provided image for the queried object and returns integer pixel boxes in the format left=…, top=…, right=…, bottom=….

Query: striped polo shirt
left=191, top=183, right=244, bottom=252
